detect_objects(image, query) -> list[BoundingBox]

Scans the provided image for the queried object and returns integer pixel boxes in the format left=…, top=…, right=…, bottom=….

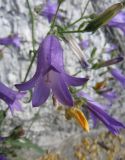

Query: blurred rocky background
left=0, top=0, right=125, bottom=159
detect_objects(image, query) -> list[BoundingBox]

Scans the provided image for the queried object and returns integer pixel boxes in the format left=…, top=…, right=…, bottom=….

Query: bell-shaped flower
left=77, top=91, right=125, bottom=134
left=110, top=68, right=125, bottom=88
left=40, top=0, right=62, bottom=22
left=108, top=11, right=125, bottom=35
left=0, top=34, right=20, bottom=48
left=15, top=35, right=88, bottom=107
left=0, top=82, right=25, bottom=114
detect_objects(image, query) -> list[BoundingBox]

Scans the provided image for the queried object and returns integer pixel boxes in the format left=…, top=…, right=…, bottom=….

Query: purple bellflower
left=77, top=91, right=125, bottom=134
left=0, top=34, right=20, bottom=48
left=108, top=11, right=125, bottom=35
left=41, top=0, right=62, bottom=22
left=15, top=35, right=88, bottom=107
left=0, top=82, right=25, bottom=114
left=110, top=68, right=125, bottom=88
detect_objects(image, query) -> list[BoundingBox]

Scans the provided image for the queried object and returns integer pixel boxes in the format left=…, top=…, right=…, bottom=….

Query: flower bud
left=84, top=2, right=125, bottom=32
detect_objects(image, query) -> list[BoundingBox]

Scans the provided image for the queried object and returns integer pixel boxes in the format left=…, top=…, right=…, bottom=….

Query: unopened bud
left=84, top=2, right=125, bottom=32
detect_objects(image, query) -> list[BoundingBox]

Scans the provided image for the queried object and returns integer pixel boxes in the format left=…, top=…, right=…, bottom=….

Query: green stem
left=60, top=30, right=85, bottom=33
left=67, top=0, right=90, bottom=28
left=24, top=0, right=36, bottom=82
left=23, top=51, right=37, bottom=82
left=81, top=0, right=90, bottom=16
left=49, top=2, right=61, bottom=33
left=26, top=0, right=35, bottom=52
left=68, top=17, right=87, bottom=27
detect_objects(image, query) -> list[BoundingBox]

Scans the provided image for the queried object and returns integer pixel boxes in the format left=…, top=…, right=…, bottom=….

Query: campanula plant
left=1, top=1, right=125, bottom=159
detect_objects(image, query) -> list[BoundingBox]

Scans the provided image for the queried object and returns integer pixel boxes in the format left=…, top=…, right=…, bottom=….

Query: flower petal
left=32, top=78, right=50, bottom=107
left=37, top=35, right=64, bottom=74
left=64, top=73, right=88, bottom=86
left=110, top=68, right=125, bottom=87
left=9, top=101, right=23, bottom=114
left=87, top=102, right=125, bottom=134
left=15, top=74, right=38, bottom=91
left=50, top=71, right=73, bottom=106
left=90, top=112, right=98, bottom=128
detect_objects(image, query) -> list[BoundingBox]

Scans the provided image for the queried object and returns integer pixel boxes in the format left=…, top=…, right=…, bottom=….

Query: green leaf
left=6, top=138, right=45, bottom=154
left=92, top=63, right=102, bottom=69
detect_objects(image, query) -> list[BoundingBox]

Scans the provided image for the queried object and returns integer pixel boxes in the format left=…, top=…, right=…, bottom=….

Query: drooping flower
left=79, top=39, right=90, bottom=49
left=108, top=11, right=125, bottom=35
left=0, top=82, right=25, bottom=114
left=15, top=35, right=88, bottom=107
left=0, top=34, right=20, bottom=48
left=110, top=68, right=125, bottom=88
left=40, top=0, right=62, bottom=22
left=77, top=91, right=125, bottom=134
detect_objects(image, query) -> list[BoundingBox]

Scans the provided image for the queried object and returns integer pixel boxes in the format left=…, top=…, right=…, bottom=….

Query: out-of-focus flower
left=16, top=35, right=88, bottom=107
left=77, top=91, right=125, bottom=134
left=94, top=81, right=117, bottom=105
left=108, top=11, right=125, bottom=35
left=0, top=82, right=25, bottom=114
left=65, top=35, right=89, bottom=68
left=0, top=34, right=20, bottom=48
left=105, top=44, right=118, bottom=53
left=0, top=136, right=6, bottom=142
left=40, top=0, right=62, bottom=22
left=0, top=155, right=8, bottom=160
left=110, top=68, right=125, bottom=88
left=99, top=89, right=118, bottom=105
left=79, top=39, right=90, bottom=49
